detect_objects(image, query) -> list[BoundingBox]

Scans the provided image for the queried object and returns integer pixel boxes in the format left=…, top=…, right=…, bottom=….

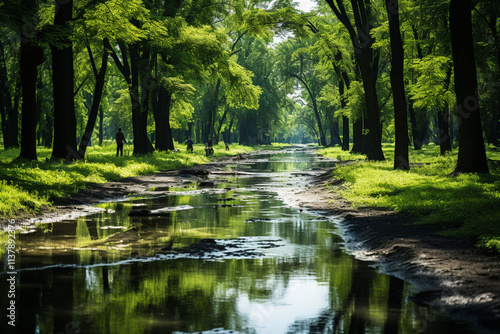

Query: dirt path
left=3, top=148, right=500, bottom=333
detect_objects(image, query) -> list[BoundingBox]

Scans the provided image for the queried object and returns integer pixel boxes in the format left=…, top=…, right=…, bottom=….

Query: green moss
left=322, top=144, right=500, bottom=252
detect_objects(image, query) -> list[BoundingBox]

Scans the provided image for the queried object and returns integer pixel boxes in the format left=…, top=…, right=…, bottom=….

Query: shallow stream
left=1, top=148, right=474, bottom=333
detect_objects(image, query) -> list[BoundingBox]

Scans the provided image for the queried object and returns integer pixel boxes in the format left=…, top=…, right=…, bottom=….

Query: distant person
left=225, top=142, right=229, bottom=151
left=186, top=138, right=194, bottom=153
left=116, top=128, right=126, bottom=156
left=205, top=138, right=214, bottom=156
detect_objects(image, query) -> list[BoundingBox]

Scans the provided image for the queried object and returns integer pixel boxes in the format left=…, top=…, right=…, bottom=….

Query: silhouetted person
left=225, top=142, right=229, bottom=151
left=186, top=138, right=194, bottom=153
left=116, top=128, right=126, bottom=156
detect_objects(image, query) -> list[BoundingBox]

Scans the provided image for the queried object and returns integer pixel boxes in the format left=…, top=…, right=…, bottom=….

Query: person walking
left=116, top=128, right=126, bottom=156
left=186, top=138, right=194, bottom=153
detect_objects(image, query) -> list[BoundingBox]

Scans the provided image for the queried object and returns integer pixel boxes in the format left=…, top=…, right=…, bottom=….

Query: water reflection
left=1, top=149, right=475, bottom=333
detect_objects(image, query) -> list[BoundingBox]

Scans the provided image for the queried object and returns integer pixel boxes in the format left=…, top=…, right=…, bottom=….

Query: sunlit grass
left=317, top=146, right=366, bottom=161
left=321, top=144, right=500, bottom=252
left=0, top=141, right=274, bottom=219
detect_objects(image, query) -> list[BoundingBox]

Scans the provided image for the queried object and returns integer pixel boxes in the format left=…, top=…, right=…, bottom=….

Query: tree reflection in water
left=0, top=151, right=474, bottom=334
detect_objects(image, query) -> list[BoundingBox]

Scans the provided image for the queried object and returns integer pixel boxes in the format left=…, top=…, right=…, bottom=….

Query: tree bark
left=18, top=0, right=42, bottom=160
left=325, top=0, right=384, bottom=160
left=51, top=0, right=77, bottom=161
left=203, top=80, right=221, bottom=144
left=99, top=106, right=103, bottom=145
left=78, top=42, right=109, bottom=158
left=129, top=43, right=154, bottom=155
left=333, top=55, right=351, bottom=151
left=106, top=40, right=154, bottom=155
left=329, top=115, right=341, bottom=146
left=18, top=25, right=39, bottom=160
left=0, top=39, right=19, bottom=149
left=154, top=87, right=175, bottom=151
left=351, top=117, right=363, bottom=153
left=450, top=0, right=489, bottom=173
left=342, top=115, right=350, bottom=151
left=438, top=107, right=452, bottom=154
left=216, top=105, right=230, bottom=143
left=291, top=73, right=327, bottom=146
left=386, top=0, right=409, bottom=169
left=408, top=99, right=426, bottom=149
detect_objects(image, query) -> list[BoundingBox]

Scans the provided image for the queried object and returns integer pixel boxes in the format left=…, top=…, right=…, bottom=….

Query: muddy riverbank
left=3, top=147, right=500, bottom=333
left=279, top=158, right=500, bottom=334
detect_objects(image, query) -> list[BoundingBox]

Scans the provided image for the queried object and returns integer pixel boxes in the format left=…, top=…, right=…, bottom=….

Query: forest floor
left=2, top=147, right=500, bottom=333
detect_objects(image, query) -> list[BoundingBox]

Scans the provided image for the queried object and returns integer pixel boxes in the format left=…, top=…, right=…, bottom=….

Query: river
left=0, top=148, right=474, bottom=333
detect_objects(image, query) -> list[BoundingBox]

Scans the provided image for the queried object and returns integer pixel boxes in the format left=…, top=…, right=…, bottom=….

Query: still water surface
left=1, top=149, right=474, bottom=333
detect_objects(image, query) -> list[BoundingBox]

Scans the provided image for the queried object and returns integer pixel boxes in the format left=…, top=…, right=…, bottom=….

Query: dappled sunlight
left=325, top=144, right=500, bottom=252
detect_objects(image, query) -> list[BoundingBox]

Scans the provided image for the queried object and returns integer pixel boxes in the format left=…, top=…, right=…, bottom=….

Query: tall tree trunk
left=0, top=38, right=18, bottom=149
left=329, top=107, right=341, bottom=146
left=342, top=115, right=350, bottom=151
left=224, top=116, right=234, bottom=144
left=204, top=80, right=221, bottom=144
left=216, top=105, right=230, bottom=143
left=78, top=42, right=109, bottom=158
left=450, top=0, right=489, bottom=173
left=51, top=0, right=77, bottom=161
left=351, top=117, right=363, bottom=153
left=358, top=55, right=384, bottom=160
left=437, top=67, right=453, bottom=155
left=335, top=59, right=350, bottom=151
left=292, top=74, right=327, bottom=146
left=408, top=99, right=424, bottom=149
left=18, top=34, right=38, bottom=160
left=361, top=112, right=368, bottom=155
left=438, top=107, right=452, bottom=155
left=154, top=87, right=175, bottom=151
left=44, top=107, right=53, bottom=147
left=325, top=0, right=385, bottom=160
left=129, top=43, right=154, bottom=155
left=386, top=0, right=409, bottom=169
left=18, top=0, right=41, bottom=160
left=99, top=106, right=103, bottom=145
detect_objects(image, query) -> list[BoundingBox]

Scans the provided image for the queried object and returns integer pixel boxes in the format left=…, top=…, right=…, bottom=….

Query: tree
left=104, top=4, right=157, bottom=155
left=324, top=0, right=385, bottom=160
left=77, top=40, right=109, bottom=158
left=385, top=0, right=409, bottom=169
left=402, top=0, right=453, bottom=154
left=473, top=0, right=500, bottom=147
left=18, top=0, right=43, bottom=160
left=449, top=0, right=489, bottom=173
left=308, top=19, right=352, bottom=150
left=51, top=0, right=77, bottom=161
left=277, top=39, right=328, bottom=146
left=0, top=35, right=19, bottom=150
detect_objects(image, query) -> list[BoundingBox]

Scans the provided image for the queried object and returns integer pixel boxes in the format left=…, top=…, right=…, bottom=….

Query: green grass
left=320, top=143, right=500, bottom=252
left=0, top=141, right=278, bottom=219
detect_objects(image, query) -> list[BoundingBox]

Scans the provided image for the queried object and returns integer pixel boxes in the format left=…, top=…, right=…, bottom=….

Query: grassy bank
left=319, top=144, right=500, bottom=252
left=0, top=142, right=271, bottom=219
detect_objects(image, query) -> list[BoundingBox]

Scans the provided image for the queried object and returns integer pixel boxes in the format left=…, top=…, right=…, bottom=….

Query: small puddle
left=0, top=148, right=475, bottom=333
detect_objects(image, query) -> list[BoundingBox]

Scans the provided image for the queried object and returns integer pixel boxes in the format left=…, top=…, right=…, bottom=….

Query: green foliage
left=320, top=144, right=500, bottom=252
left=0, top=143, right=259, bottom=219
left=342, top=81, right=365, bottom=120
left=408, top=56, right=455, bottom=111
